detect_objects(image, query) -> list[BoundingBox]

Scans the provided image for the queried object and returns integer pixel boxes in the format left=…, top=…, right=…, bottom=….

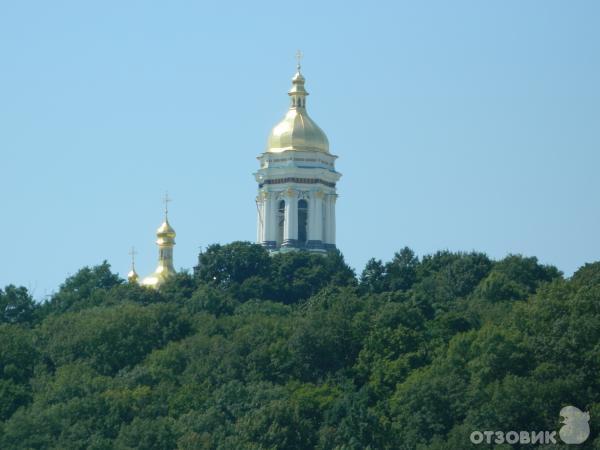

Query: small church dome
left=156, top=220, right=176, bottom=238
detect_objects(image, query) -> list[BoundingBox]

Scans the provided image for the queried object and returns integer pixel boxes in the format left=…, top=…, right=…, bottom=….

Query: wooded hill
left=0, top=242, right=598, bottom=449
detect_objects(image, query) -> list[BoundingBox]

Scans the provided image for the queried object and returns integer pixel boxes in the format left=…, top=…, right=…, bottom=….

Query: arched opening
left=298, top=199, right=308, bottom=245
left=277, top=200, right=285, bottom=246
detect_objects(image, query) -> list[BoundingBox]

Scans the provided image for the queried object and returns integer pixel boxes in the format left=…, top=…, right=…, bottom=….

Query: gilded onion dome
left=127, top=247, right=139, bottom=283
left=156, top=219, right=176, bottom=243
left=141, top=195, right=177, bottom=289
left=127, top=268, right=139, bottom=283
left=266, top=65, right=329, bottom=153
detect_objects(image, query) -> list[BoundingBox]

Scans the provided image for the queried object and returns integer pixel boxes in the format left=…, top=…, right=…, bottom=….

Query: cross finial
left=295, top=49, right=303, bottom=72
left=129, top=246, right=137, bottom=269
left=163, top=191, right=172, bottom=218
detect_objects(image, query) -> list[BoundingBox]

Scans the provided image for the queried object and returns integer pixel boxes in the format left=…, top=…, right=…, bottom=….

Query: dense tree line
left=0, top=242, right=598, bottom=449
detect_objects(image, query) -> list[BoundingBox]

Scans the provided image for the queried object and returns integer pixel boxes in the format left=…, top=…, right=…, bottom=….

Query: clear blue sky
left=1, top=1, right=599, bottom=299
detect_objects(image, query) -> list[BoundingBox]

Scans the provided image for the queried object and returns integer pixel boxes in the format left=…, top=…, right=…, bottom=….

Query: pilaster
left=307, top=190, right=325, bottom=250
left=282, top=188, right=298, bottom=248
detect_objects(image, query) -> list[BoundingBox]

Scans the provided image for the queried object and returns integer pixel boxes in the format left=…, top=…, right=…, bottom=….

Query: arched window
left=277, top=200, right=285, bottom=246
left=298, top=199, right=308, bottom=245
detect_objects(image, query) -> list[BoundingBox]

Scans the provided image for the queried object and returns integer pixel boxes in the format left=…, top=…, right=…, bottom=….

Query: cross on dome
left=163, top=192, right=172, bottom=218
left=296, top=49, right=303, bottom=72
left=129, top=246, right=137, bottom=269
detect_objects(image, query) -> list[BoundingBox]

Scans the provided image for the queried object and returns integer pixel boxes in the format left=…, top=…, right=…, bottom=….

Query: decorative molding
left=306, top=240, right=325, bottom=250
left=259, top=177, right=336, bottom=188
left=281, top=238, right=299, bottom=248
left=261, top=240, right=277, bottom=250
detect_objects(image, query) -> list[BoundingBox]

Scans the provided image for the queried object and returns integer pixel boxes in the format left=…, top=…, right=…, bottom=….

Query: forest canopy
left=0, top=242, right=598, bottom=449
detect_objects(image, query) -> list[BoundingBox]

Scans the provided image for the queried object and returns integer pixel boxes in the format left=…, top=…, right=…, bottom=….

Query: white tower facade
left=255, top=63, right=341, bottom=252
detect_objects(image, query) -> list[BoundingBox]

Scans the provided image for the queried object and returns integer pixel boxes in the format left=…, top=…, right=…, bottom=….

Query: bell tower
left=254, top=55, right=341, bottom=252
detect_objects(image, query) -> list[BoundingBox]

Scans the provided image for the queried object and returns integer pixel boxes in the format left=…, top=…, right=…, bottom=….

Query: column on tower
left=308, top=194, right=316, bottom=242
left=282, top=189, right=298, bottom=248
left=329, top=194, right=337, bottom=249
left=307, top=190, right=324, bottom=250
left=262, top=191, right=278, bottom=250
left=322, top=194, right=330, bottom=245
left=323, top=193, right=337, bottom=250
left=256, top=194, right=264, bottom=244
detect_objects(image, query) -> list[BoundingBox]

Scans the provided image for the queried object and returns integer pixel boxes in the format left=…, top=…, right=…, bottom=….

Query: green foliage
left=187, top=284, right=239, bottom=316
left=289, top=287, right=373, bottom=380
left=195, top=241, right=272, bottom=288
left=41, top=261, right=123, bottom=315
left=0, top=324, right=37, bottom=419
left=0, top=285, right=36, bottom=325
left=360, top=247, right=419, bottom=294
left=1, top=247, right=598, bottom=449
left=37, top=303, right=192, bottom=375
left=115, top=416, right=177, bottom=450
left=386, top=246, right=419, bottom=291
left=195, top=242, right=356, bottom=304
left=159, top=272, right=197, bottom=304
left=360, top=258, right=386, bottom=293
left=269, top=249, right=356, bottom=304
left=474, top=254, right=562, bottom=303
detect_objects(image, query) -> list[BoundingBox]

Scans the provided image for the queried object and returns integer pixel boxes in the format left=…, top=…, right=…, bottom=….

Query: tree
left=195, top=242, right=272, bottom=288
left=288, top=287, right=371, bottom=380
left=115, top=417, right=177, bottom=450
left=187, top=284, right=238, bottom=316
left=37, top=303, right=192, bottom=375
left=359, top=258, right=386, bottom=294
left=0, top=285, right=36, bottom=325
left=385, top=247, right=419, bottom=291
left=473, top=271, right=527, bottom=302
left=411, top=252, right=492, bottom=317
left=0, top=324, right=37, bottom=419
left=492, top=254, right=561, bottom=294
left=41, top=261, right=122, bottom=315
left=270, top=250, right=356, bottom=304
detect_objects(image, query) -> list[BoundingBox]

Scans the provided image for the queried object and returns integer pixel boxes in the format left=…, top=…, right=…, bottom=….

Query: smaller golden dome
left=127, top=247, right=139, bottom=284
left=156, top=220, right=176, bottom=247
left=137, top=195, right=177, bottom=290
left=157, top=220, right=176, bottom=238
left=127, top=269, right=139, bottom=283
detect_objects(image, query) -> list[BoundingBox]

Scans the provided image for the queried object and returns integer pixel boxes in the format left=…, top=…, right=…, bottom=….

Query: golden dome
left=127, top=247, right=139, bottom=284
left=157, top=220, right=176, bottom=238
left=156, top=219, right=176, bottom=247
left=140, top=274, right=163, bottom=288
left=127, top=269, right=139, bottom=283
left=266, top=68, right=329, bottom=153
